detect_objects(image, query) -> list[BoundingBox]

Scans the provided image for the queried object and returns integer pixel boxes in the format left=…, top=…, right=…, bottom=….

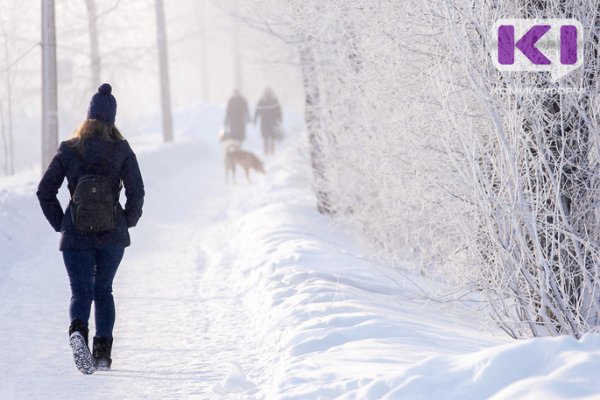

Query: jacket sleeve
left=36, top=147, right=66, bottom=232
left=121, top=150, right=145, bottom=228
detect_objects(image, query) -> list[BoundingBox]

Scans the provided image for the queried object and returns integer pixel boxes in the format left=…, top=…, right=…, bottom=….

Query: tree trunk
left=41, top=0, right=58, bottom=172
left=0, top=98, right=8, bottom=175
left=84, top=0, right=101, bottom=87
left=231, top=2, right=243, bottom=92
left=299, top=45, right=331, bottom=214
left=155, top=0, right=174, bottom=142
left=4, top=54, right=14, bottom=176
left=0, top=22, right=14, bottom=175
left=198, top=1, right=209, bottom=100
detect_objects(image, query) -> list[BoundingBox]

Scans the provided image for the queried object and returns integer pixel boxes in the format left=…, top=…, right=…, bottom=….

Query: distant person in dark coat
left=224, top=89, right=250, bottom=143
left=254, top=87, right=282, bottom=155
left=37, top=83, right=144, bottom=374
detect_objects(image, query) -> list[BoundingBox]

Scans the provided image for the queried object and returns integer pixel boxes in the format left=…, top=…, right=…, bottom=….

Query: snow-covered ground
left=1, top=109, right=600, bottom=399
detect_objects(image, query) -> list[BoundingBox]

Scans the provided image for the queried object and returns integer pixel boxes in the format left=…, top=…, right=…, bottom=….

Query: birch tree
left=0, top=9, right=15, bottom=175
left=155, top=0, right=174, bottom=142
left=198, top=0, right=209, bottom=100
left=41, top=0, right=58, bottom=171
left=84, top=0, right=101, bottom=87
left=231, top=0, right=243, bottom=92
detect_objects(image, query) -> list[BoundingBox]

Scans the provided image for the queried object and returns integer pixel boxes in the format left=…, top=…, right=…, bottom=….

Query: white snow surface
left=1, top=109, right=600, bottom=399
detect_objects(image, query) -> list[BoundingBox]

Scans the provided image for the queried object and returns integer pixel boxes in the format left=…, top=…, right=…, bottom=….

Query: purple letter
left=498, top=25, right=515, bottom=65
left=561, top=25, right=577, bottom=65
left=516, top=25, right=551, bottom=65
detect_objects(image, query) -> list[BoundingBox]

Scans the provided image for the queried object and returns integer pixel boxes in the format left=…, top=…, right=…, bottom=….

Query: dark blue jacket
left=37, top=137, right=144, bottom=250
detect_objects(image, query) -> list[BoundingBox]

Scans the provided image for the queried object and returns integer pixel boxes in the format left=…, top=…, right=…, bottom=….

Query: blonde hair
left=68, top=119, right=124, bottom=150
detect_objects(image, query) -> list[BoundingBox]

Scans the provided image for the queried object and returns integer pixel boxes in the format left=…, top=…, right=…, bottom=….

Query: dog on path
left=223, top=140, right=265, bottom=184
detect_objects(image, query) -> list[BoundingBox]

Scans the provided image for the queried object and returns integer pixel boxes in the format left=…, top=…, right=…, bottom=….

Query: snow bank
left=358, top=334, right=600, bottom=400
left=2, top=117, right=599, bottom=399
left=211, top=137, right=600, bottom=399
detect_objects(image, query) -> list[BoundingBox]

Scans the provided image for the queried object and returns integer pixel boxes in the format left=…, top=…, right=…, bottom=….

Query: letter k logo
left=498, top=25, right=551, bottom=65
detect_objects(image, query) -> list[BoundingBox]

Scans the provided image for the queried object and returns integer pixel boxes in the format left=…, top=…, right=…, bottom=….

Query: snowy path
left=105, top=140, right=258, bottom=398
left=1, top=139, right=260, bottom=399
left=2, top=134, right=600, bottom=399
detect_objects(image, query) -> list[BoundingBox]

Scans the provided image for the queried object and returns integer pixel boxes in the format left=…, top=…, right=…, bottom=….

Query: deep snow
left=1, top=107, right=599, bottom=399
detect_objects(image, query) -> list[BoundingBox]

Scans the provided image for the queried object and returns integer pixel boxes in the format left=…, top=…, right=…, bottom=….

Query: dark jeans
left=62, top=247, right=124, bottom=338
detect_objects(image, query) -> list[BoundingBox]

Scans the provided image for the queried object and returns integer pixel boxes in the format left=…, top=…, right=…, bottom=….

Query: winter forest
left=2, top=0, right=600, bottom=399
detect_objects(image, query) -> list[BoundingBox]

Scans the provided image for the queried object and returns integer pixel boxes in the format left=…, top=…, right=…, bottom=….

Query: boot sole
left=69, top=332, right=96, bottom=375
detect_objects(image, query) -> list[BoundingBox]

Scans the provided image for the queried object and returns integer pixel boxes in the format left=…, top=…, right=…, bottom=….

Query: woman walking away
left=254, top=87, right=282, bottom=155
left=37, top=83, right=145, bottom=375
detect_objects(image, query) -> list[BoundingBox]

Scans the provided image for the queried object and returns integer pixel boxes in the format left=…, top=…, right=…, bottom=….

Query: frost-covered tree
left=440, top=0, right=600, bottom=337
left=234, top=0, right=600, bottom=338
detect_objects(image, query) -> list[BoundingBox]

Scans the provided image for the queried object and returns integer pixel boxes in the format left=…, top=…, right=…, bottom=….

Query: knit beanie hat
left=87, top=83, right=117, bottom=125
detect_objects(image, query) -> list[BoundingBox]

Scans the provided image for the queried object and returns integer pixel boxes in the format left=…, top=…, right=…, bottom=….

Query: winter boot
left=92, top=336, right=113, bottom=371
left=68, top=319, right=95, bottom=375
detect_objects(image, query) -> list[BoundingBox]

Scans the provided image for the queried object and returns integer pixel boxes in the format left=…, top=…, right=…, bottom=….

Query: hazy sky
left=0, top=0, right=303, bottom=172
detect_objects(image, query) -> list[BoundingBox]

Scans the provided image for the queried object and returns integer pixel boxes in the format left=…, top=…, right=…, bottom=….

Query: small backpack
left=71, top=147, right=122, bottom=235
